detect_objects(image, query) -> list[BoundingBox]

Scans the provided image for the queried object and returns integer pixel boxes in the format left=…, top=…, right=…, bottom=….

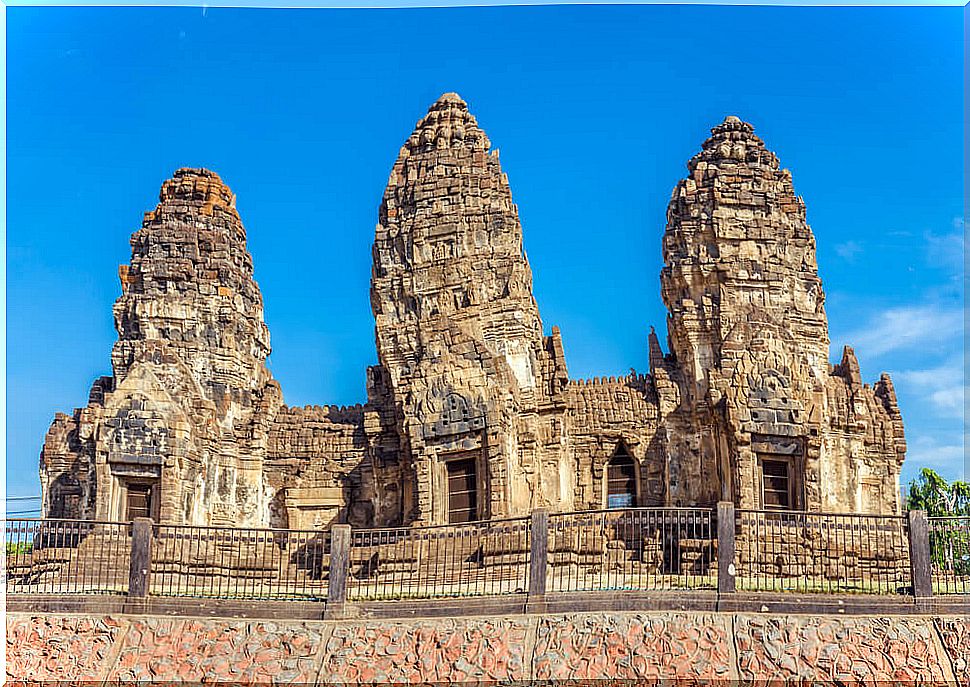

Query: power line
left=6, top=496, right=41, bottom=501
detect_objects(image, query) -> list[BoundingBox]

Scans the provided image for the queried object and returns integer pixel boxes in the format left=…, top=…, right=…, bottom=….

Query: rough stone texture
left=39, top=169, right=283, bottom=526
left=935, top=617, right=970, bottom=684
left=320, top=617, right=528, bottom=683
left=40, top=95, right=904, bottom=528
left=533, top=613, right=734, bottom=683
left=370, top=92, right=563, bottom=523
left=8, top=612, right=961, bottom=685
left=6, top=614, right=123, bottom=684
left=565, top=373, right=666, bottom=508
left=109, top=617, right=324, bottom=684
left=265, top=404, right=370, bottom=529
left=658, top=115, right=904, bottom=512
left=735, top=614, right=952, bottom=685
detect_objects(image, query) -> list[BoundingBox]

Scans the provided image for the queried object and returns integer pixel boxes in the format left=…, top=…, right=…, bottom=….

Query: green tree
left=908, top=468, right=970, bottom=578
left=906, top=468, right=970, bottom=516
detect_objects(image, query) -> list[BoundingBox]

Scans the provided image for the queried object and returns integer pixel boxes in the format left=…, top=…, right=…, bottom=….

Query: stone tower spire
left=658, top=116, right=831, bottom=507
left=41, top=168, right=281, bottom=527
left=661, top=115, right=829, bottom=389
left=372, top=92, right=543, bottom=380
left=658, top=117, right=903, bottom=512
left=371, top=93, right=551, bottom=523
left=112, top=168, right=273, bottom=414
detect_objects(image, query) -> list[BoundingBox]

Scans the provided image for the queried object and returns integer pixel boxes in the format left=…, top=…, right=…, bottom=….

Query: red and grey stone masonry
left=7, top=612, right=965, bottom=685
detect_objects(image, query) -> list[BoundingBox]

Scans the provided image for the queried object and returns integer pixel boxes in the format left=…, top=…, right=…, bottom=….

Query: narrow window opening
left=607, top=448, right=637, bottom=509
left=446, top=457, right=478, bottom=523
left=761, top=458, right=792, bottom=510
left=125, top=481, right=157, bottom=521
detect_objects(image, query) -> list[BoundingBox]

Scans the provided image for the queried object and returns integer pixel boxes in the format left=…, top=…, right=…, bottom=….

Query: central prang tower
left=370, top=93, right=566, bottom=524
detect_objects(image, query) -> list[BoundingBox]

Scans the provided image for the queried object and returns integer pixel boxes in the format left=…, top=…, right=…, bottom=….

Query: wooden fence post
left=529, top=509, right=549, bottom=600
left=907, top=510, right=933, bottom=598
left=326, top=524, right=352, bottom=618
left=128, top=517, right=153, bottom=598
left=717, top=502, right=736, bottom=594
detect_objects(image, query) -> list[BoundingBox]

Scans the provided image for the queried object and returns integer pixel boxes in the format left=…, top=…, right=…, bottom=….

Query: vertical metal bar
left=448, top=527, right=456, bottom=598
left=233, top=527, right=242, bottom=598
left=67, top=522, right=77, bottom=594
left=270, top=530, right=279, bottom=599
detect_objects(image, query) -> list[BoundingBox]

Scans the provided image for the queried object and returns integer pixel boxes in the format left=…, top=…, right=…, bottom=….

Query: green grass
left=735, top=576, right=905, bottom=595
left=6, top=542, right=33, bottom=556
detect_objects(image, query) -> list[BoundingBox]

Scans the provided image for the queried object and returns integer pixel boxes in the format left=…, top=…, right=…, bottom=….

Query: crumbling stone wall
left=39, top=96, right=905, bottom=527
left=265, top=404, right=372, bottom=529
left=564, top=374, right=665, bottom=509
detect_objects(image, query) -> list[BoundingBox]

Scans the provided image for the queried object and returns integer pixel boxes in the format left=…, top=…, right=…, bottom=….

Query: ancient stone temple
left=40, top=94, right=906, bottom=528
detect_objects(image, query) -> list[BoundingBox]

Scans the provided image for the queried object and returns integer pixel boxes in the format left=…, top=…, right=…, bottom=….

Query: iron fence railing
left=347, top=516, right=530, bottom=601
left=929, top=516, right=970, bottom=595
left=7, top=508, right=967, bottom=604
left=735, top=509, right=911, bottom=594
left=150, top=524, right=331, bottom=600
left=547, top=507, right=716, bottom=592
left=5, top=518, right=131, bottom=595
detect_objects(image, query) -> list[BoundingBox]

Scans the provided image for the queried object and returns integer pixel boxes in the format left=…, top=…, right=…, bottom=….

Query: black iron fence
left=151, top=523, right=331, bottom=601
left=547, top=508, right=716, bottom=593
left=929, top=516, right=970, bottom=595
left=5, top=519, right=131, bottom=595
left=6, top=505, right=967, bottom=610
left=734, top=509, right=911, bottom=595
left=347, top=516, right=530, bottom=601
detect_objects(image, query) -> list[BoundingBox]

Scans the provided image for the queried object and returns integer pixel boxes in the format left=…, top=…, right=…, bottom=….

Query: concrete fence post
left=326, top=524, right=352, bottom=618
left=528, top=509, right=549, bottom=599
left=128, top=517, right=154, bottom=598
left=716, top=502, right=736, bottom=594
left=907, top=510, right=933, bottom=598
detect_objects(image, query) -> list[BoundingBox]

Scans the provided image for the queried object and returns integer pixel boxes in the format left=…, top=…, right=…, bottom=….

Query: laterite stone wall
left=7, top=612, right=965, bottom=685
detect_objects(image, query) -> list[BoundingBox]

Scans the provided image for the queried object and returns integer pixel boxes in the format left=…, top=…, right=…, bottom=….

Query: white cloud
left=896, top=357, right=965, bottom=420
left=835, top=240, right=862, bottom=261
left=929, top=386, right=964, bottom=416
left=897, top=358, right=961, bottom=387
left=904, top=433, right=967, bottom=480
left=924, top=227, right=965, bottom=276
left=838, top=305, right=963, bottom=359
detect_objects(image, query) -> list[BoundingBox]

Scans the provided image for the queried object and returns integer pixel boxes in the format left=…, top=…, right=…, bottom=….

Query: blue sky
left=6, top=5, right=964, bottom=507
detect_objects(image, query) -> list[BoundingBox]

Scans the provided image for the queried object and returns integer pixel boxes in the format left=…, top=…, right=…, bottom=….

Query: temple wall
left=564, top=374, right=665, bottom=509
left=39, top=412, right=96, bottom=520
left=820, top=355, right=906, bottom=514
left=264, top=404, right=371, bottom=529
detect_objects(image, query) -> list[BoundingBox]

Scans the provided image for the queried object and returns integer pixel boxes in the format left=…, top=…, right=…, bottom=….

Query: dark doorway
left=761, top=458, right=792, bottom=510
left=446, top=457, right=478, bottom=523
left=607, top=449, right=637, bottom=508
left=126, top=482, right=156, bottom=521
